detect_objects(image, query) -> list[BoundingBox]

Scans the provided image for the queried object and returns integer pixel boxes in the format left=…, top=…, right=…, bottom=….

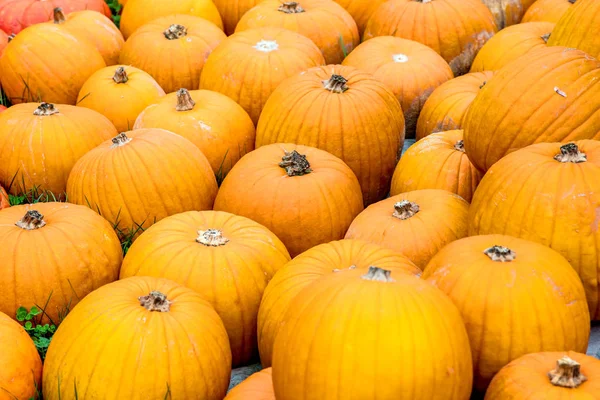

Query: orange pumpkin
left=0, top=30, right=8, bottom=55
left=423, top=235, right=590, bottom=391
left=390, top=130, right=483, bottom=202
left=134, top=88, right=255, bottom=176
left=0, top=23, right=105, bottom=105
left=214, top=144, right=364, bottom=257
left=345, top=189, right=470, bottom=269
left=119, top=15, right=226, bottom=95
left=522, top=0, right=539, bottom=10
left=480, top=0, right=525, bottom=29
left=416, top=71, right=494, bottom=140
left=257, top=239, right=421, bottom=367
left=120, top=210, right=291, bottom=367
left=0, top=185, right=9, bottom=209
left=77, top=66, right=165, bottom=133
left=333, top=0, right=388, bottom=35
left=256, top=64, right=405, bottom=205
left=0, top=102, right=117, bottom=197
left=225, top=368, right=275, bottom=400
left=212, top=0, right=262, bottom=35
left=463, top=47, right=600, bottom=172
left=199, top=27, right=325, bottom=125
left=485, top=352, right=600, bottom=399
left=66, top=129, right=218, bottom=236
left=363, top=0, right=497, bottom=76
left=469, top=141, right=600, bottom=320
left=0, top=312, right=42, bottom=400
left=272, top=266, right=473, bottom=399
left=43, top=277, right=232, bottom=400
left=522, top=0, right=577, bottom=23
left=547, top=0, right=600, bottom=58
left=0, top=203, right=123, bottom=324
left=235, top=0, right=359, bottom=65
left=342, top=37, right=453, bottom=137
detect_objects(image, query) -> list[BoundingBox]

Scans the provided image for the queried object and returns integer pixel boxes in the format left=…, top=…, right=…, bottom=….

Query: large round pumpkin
left=522, top=0, right=578, bottom=23
left=225, top=368, right=275, bottom=400
left=119, top=15, right=226, bottom=95
left=0, top=203, right=123, bottom=324
left=134, top=88, right=255, bottom=177
left=342, top=36, right=453, bottom=138
left=200, top=27, right=325, bottom=125
left=212, top=0, right=262, bottom=35
left=480, top=0, right=525, bottom=29
left=256, top=64, right=405, bottom=205
left=43, top=277, right=232, bottom=400
left=0, top=23, right=105, bottom=105
left=66, top=129, right=218, bottom=236
left=470, top=22, right=554, bottom=72
left=423, top=235, right=590, bottom=392
left=547, top=0, right=600, bottom=59
left=390, top=130, right=483, bottom=202
left=363, top=0, right=497, bottom=76
left=258, top=239, right=421, bottom=367
left=214, top=144, right=364, bottom=257
left=345, top=189, right=470, bottom=270
left=485, top=351, right=600, bottom=399
left=120, top=210, right=291, bottom=367
left=0, top=102, right=116, bottom=197
left=0, top=185, right=10, bottom=209
left=463, top=47, right=600, bottom=172
left=0, top=312, right=42, bottom=400
left=272, top=266, right=473, bottom=399
left=469, top=141, right=600, bottom=320
left=333, top=0, right=387, bottom=35
left=416, top=71, right=494, bottom=140
left=235, top=0, right=359, bottom=65
left=77, top=66, right=165, bottom=133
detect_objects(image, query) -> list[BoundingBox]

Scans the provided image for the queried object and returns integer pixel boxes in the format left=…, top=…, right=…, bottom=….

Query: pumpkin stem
left=454, top=140, right=465, bottom=152
left=361, top=266, right=395, bottom=282
left=554, top=143, right=587, bottom=163
left=392, top=200, right=420, bottom=220
left=15, top=210, right=46, bottom=230
left=479, top=81, right=487, bottom=89
left=548, top=356, right=587, bottom=388
left=417, top=0, right=433, bottom=3
left=53, top=7, right=66, bottom=24
left=164, top=24, right=187, bottom=40
left=196, top=229, right=230, bottom=246
left=139, top=291, right=171, bottom=312
left=322, top=74, right=349, bottom=93
left=278, top=2, right=305, bottom=13
left=176, top=88, right=196, bottom=111
left=33, top=102, right=59, bottom=116
left=8, top=33, right=15, bottom=42
left=111, top=133, right=132, bottom=148
left=484, top=245, right=516, bottom=262
left=279, top=150, right=312, bottom=176
left=112, top=67, right=129, bottom=84
left=541, top=33, right=551, bottom=43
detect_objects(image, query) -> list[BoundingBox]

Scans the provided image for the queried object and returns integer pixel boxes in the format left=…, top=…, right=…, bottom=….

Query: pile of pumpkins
left=1, top=0, right=600, bottom=399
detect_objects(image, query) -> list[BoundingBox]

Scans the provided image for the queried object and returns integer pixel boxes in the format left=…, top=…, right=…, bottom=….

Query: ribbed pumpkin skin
left=416, top=71, right=494, bottom=140
left=470, top=22, right=554, bottom=72
left=423, top=235, right=590, bottom=392
left=134, top=89, right=255, bottom=176
left=43, top=277, right=232, bottom=400
left=0, top=24, right=105, bottom=105
left=0, top=203, right=123, bottom=324
left=200, top=28, right=325, bottom=125
left=257, top=239, right=421, bottom=367
left=272, top=268, right=473, bottom=400
left=469, top=141, right=600, bottom=320
left=333, top=0, right=387, bottom=35
left=0, top=103, right=117, bottom=197
left=363, top=0, right=497, bottom=76
left=0, top=186, right=9, bottom=209
left=225, top=368, right=275, bottom=400
left=119, top=15, right=226, bottom=95
left=119, top=0, right=223, bottom=39
left=235, top=0, right=359, bottom=65
left=77, top=66, right=165, bottom=133
left=480, top=0, right=525, bottom=29
left=212, top=0, right=262, bottom=35
left=120, top=210, right=291, bottom=367
left=256, top=64, right=404, bottom=205
left=345, top=189, right=469, bottom=270
left=342, top=37, right=453, bottom=138
left=463, top=47, right=600, bottom=172
left=66, top=129, right=218, bottom=235
left=390, top=131, right=483, bottom=202
left=485, top=351, right=600, bottom=399
left=547, top=0, right=600, bottom=59
left=214, top=144, right=364, bottom=258
left=522, top=0, right=576, bottom=23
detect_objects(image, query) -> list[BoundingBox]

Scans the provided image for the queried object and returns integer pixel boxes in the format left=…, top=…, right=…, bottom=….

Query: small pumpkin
left=480, top=0, right=525, bottom=29
left=77, top=66, right=166, bottom=133
left=225, top=368, right=275, bottom=400
left=43, top=277, right=232, bottom=400
left=547, top=0, right=600, bottom=59
left=423, top=235, right=590, bottom=391
left=235, top=0, right=359, bottom=64
left=212, top=0, right=262, bottom=35
left=390, top=130, right=483, bottom=202
left=0, top=185, right=9, bottom=209
left=134, top=88, right=255, bottom=176
left=333, top=0, right=388, bottom=35
left=200, top=27, right=325, bottom=125
left=522, top=0, right=578, bottom=23
left=119, top=15, right=226, bottom=94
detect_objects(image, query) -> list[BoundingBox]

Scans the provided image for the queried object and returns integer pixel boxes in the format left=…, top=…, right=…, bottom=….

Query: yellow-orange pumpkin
left=225, top=368, right=275, bottom=400
left=257, top=239, right=421, bottom=367
left=333, top=0, right=388, bottom=35
left=43, top=277, right=232, bottom=400
left=547, top=0, right=600, bottom=58
left=212, top=0, right=262, bottom=35
left=522, top=0, right=577, bottom=23
left=480, top=0, right=525, bottom=29
left=200, top=27, right=325, bottom=125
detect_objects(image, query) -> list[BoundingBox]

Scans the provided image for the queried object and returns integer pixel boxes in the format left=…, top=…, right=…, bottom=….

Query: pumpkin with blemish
left=522, top=0, right=578, bottom=23
left=547, top=0, right=600, bottom=59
